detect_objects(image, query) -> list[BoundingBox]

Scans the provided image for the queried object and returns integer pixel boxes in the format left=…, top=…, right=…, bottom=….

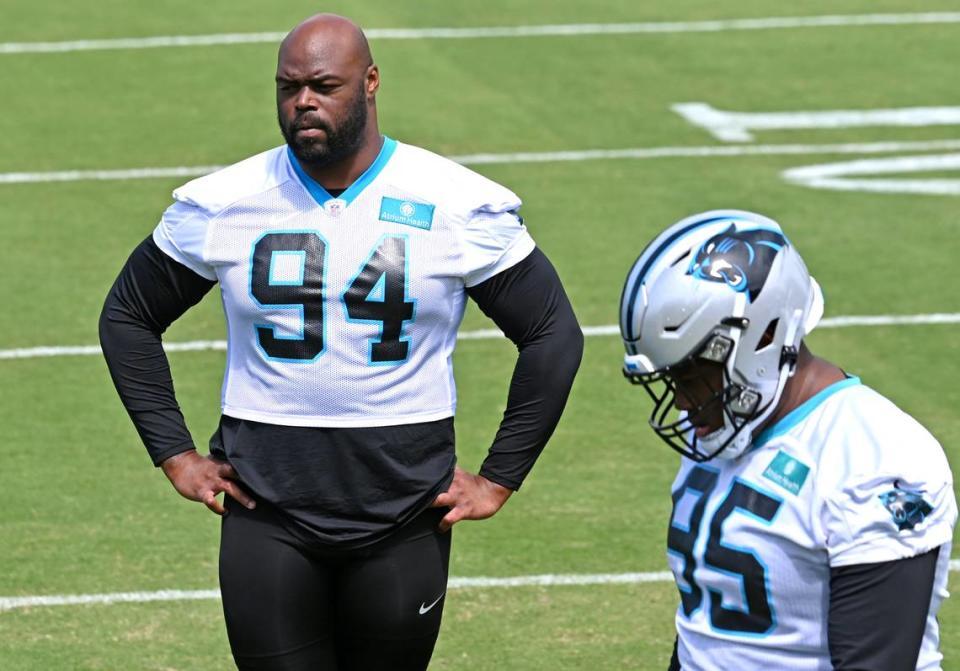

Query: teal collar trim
left=753, top=376, right=861, bottom=449
left=287, top=136, right=397, bottom=207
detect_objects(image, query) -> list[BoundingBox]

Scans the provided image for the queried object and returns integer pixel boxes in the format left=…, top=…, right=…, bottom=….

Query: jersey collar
left=752, top=375, right=861, bottom=450
left=287, top=136, right=398, bottom=208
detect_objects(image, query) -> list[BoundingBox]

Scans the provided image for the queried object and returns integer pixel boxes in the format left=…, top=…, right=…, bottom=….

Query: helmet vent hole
left=756, top=319, right=779, bottom=351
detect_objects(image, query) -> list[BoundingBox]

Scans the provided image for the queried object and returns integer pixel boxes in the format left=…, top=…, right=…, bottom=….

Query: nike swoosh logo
left=418, top=593, right=445, bottom=615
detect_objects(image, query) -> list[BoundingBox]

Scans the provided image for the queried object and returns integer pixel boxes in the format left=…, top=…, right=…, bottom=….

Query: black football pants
left=219, top=499, right=451, bottom=671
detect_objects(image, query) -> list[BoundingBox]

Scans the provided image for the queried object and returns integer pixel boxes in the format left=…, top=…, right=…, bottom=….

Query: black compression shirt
left=100, top=237, right=582, bottom=545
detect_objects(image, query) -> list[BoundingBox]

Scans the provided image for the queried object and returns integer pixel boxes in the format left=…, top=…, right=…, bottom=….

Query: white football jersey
left=669, top=377, right=956, bottom=671
left=153, top=137, right=534, bottom=427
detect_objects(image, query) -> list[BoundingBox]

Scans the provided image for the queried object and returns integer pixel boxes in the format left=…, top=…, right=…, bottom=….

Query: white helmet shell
left=620, top=210, right=823, bottom=461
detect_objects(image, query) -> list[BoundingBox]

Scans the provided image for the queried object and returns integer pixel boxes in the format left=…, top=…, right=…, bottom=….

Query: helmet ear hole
left=755, top=319, right=779, bottom=352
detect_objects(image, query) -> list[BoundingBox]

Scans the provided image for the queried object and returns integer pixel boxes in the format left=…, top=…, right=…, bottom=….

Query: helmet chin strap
left=702, top=307, right=805, bottom=461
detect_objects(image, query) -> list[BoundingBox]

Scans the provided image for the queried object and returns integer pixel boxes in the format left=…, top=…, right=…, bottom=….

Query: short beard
left=280, top=83, right=368, bottom=169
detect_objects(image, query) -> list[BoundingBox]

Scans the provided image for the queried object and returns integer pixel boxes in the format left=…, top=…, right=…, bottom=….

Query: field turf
left=2, top=1, right=959, bottom=668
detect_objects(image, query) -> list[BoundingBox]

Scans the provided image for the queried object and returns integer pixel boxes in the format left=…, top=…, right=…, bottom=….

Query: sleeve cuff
left=151, top=442, right=197, bottom=468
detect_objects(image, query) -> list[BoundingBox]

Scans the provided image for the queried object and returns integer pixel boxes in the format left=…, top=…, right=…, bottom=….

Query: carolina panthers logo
left=879, top=481, right=934, bottom=531
left=686, top=226, right=787, bottom=302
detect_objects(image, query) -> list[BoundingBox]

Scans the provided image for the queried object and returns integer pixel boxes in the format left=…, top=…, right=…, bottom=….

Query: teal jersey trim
left=753, top=376, right=861, bottom=449
left=287, top=136, right=398, bottom=207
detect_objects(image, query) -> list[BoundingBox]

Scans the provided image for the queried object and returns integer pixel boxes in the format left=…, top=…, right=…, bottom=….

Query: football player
left=99, top=14, right=583, bottom=670
left=619, top=210, right=956, bottom=670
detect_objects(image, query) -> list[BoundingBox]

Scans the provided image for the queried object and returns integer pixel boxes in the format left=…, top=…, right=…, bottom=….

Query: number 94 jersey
left=668, top=377, right=956, bottom=670
left=152, top=137, right=534, bottom=427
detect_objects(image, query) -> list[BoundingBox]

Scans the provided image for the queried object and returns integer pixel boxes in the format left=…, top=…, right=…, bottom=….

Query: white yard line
left=0, top=590, right=223, bottom=611
left=0, top=572, right=719, bottom=611
left=0, top=165, right=227, bottom=185
left=2, top=314, right=958, bottom=361
left=673, top=103, right=960, bottom=142
left=4, top=562, right=959, bottom=611
left=783, top=153, right=960, bottom=196
left=5, top=140, right=960, bottom=185
left=2, top=13, right=959, bottom=55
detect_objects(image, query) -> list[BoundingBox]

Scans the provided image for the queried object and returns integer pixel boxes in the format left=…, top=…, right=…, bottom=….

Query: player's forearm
left=100, top=290, right=197, bottom=464
left=99, top=236, right=215, bottom=465
left=467, top=248, right=583, bottom=489
left=828, top=547, right=940, bottom=670
left=478, top=317, right=582, bottom=488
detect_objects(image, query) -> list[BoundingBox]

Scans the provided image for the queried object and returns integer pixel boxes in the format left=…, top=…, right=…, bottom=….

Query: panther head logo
left=879, top=480, right=934, bottom=531
left=686, top=226, right=788, bottom=302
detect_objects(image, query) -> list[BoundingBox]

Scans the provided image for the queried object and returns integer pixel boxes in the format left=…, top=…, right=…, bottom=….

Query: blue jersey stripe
left=287, top=136, right=398, bottom=207
left=753, top=376, right=861, bottom=449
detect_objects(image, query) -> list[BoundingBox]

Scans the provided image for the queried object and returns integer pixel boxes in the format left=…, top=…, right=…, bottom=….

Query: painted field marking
left=4, top=561, right=960, bottom=611
left=2, top=572, right=671, bottom=611
left=2, top=314, right=958, bottom=361
left=670, top=104, right=960, bottom=194
left=5, top=140, right=960, bottom=186
left=3, top=13, right=960, bottom=55
left=0, top=165, right=227, bottom=185
left=673, top=103, right=960, bottom=142
left=783, top=153, right=960, bottom=196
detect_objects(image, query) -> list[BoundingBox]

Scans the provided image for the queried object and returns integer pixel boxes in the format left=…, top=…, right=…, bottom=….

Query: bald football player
left=101, top=13, right=582, bottom=671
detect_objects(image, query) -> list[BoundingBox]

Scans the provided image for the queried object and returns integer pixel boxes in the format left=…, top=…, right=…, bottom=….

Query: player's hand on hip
left=430, top=466, right=513, bottom=532
left=160, top=450, right=256, bottom=515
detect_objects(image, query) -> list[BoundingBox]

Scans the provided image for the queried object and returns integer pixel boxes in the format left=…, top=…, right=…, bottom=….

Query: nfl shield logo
left=325, top=198, right=346, bottom=217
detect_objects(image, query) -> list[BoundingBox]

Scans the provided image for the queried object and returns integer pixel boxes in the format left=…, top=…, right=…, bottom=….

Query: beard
left=279, top=83, right=368, bottom=168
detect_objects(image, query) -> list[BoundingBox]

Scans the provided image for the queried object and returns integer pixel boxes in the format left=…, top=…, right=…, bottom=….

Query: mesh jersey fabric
left=153, top=137, right=535, bottom=427
left=669, top=377, right=956, bottom=671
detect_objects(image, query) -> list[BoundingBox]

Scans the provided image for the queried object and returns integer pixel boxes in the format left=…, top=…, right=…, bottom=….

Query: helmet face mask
left=620, top=210, right=822, bottom=462
left=625, top=333, right=762, bottom=462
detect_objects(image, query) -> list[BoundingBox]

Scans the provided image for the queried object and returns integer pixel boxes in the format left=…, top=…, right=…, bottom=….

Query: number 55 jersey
left=153, top=137, right=534, bottom=428
left=668, top=376, right=956, bottom=671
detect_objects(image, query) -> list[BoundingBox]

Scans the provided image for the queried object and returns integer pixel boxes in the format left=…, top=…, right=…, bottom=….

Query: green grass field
left=2, top=1, right=959, bottom=668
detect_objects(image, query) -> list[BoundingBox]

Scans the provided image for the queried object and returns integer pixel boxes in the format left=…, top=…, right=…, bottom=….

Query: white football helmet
left=619, top=210, right=823, bottom=461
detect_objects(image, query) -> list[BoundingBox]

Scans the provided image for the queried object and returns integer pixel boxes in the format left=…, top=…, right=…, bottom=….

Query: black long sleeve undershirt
left=667, top=547, right=941, bottom=670
left=828, top=547, right=940, bottom=670
left=467, top=247, right=583, bottom=489
left=99, top=236, right=215, bottom=465
left=100, top=237, right=582, bottom=489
